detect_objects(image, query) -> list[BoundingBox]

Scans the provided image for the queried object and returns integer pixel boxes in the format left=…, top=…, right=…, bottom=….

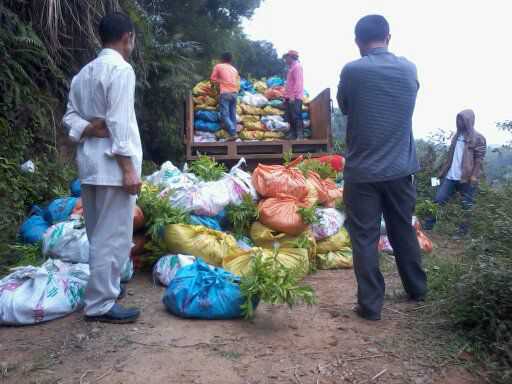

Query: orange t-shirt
left=210, top=63, right=240, bottom=94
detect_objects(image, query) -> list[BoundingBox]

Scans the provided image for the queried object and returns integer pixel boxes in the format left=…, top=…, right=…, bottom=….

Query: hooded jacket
left=439, top=109, right=486, bottom=183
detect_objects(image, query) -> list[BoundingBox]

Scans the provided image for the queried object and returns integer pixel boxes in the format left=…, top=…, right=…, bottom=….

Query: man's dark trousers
left=344, top=175, right=427, bottom=318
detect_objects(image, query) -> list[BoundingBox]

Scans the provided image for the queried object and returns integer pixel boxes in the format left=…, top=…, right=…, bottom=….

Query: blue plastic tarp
left=19, top=215, right=49, bottom=244
left=194, top=120, right=221, bottom=133
left=44, top=197, right=78, bottom=225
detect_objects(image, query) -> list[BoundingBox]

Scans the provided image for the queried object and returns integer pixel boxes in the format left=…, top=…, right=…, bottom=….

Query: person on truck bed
left=63, top=13, right=142, bottom=324
left=284, top=50, right=305, bottom=140
left=337, top=15, right=427, bottom=321
left=210, top=52, right=240, bottom=140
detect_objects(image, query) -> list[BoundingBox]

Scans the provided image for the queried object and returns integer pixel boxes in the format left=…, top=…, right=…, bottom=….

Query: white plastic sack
left=228, top=158, right=259, bottom=202
left=42, top=220, right=89, bottom=264
left=21, top=160, right=36, bottom=173
left=153, top=254, right=196, bottom=286
left=304, top=120, right=311, bottom=129
left=241, top=93, right=268, bottom=108
left=0, top=259, right=89, bottom=325
left=261, top=116, right=290, bottom=132
left=120, top=258, right=134, bottom=283
left=146, top=161, right=194, bottom=189
left=311, top=208, right=346, bottom=240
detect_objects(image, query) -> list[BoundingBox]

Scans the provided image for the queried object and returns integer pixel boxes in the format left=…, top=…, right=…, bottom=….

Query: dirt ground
left=0, top=247, right=481, bottom=384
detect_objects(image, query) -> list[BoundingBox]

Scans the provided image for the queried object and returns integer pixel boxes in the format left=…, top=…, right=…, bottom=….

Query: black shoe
left=118, top=284, right=126, bottom=301
left=352, top=305, right=381, bottom=321
left=409, top=294, right=426, bottom=303
left=85, top=304, right=140, bottom=324
left=285, top=130, right=297, bottom=140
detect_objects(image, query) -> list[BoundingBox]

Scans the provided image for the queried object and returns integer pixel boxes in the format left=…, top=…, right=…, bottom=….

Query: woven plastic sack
left=163, top=259, right=248, bottom=319
left=311, top=208, right=346, bottom=240
left=243, top=121, right=266, bottom=131
left=42, top=219, right=89, bottom=263
left=241, top=115, right=261, bottom=125
left=193, top=95, right=218, bottom=107
left=240, top=130, right=265, bottom=141
left=241, top=93, right=268, bottom=108
left=263, top=132, right=284, bottom=140
left=193, top=80, right=217, bottom=97
left=261, top=116, right=289, bottom=132
left=269, top=99, right=285, bottom=109
left=258, top=195, right=309, bottom=236
left=317, top=249, right=353, bottom=270
left=252, top=157, right=308, bottom=199
left=195, top=110, right=220, bottom=123
left=223, top=247, right=309, bottom=277
left=266, top=77, right=285, bottom=88
left=194, top=120, right=221, bottom=133
left=262, top=106, right=285, bottom=116
left=153, top=254, right=196, bottom=286
left=254, top=81, right=268, bottom=93
left=19, top=215, right=49, bottom=244
left=241, top=104, right=264, bottom=115
left=0, top=259, right=89, bottom=325
left=264, top=86, right=285, bottom=100
left=250, top=222, right=316, bottom=260
left=317, top=227, right=351, bottom=254
left=44, top=197, right=78, bottom=225
left=163, top=224, right=241, bottom=266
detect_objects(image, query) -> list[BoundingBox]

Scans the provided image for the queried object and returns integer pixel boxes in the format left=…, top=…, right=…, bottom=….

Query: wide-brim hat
left=283, top=50, right=299, bottom=59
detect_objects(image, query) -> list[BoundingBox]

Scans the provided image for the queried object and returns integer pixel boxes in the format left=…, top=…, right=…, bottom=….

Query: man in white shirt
left=63, top=13, right=142, bottom=323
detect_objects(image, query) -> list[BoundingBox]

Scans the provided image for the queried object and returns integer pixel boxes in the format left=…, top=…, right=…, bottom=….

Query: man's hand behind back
left=83, top=118, right=110, bottom=139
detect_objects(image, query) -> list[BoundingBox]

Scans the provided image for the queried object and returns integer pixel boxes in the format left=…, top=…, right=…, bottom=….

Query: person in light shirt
left=283, top=50, right=304, bottom=140
left=433, top=109, right=487, bottom=234
left=63, top=13, right=142, bottom=323
left=210, top=52, right=240, bottom=139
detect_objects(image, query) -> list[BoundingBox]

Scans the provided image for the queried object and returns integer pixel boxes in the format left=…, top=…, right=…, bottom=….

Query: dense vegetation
left=0, top=0, right=284, bottom=257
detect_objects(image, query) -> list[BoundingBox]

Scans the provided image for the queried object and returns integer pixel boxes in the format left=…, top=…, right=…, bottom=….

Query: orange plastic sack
left=264, top=86, right=285, bottom=100
left=72, top=198, right=83, bottom=216
left=252, top=157, right=309, bottom=199
left=305, top=173, right=342, bottom=208
left=417, top=229, right=433, bottom=253
left=258, top=195, right=309, bottom=236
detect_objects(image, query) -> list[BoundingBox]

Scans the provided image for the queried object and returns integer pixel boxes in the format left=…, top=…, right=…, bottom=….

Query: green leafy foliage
left=415, top=199, right=439, bottom=220
left=0, top=243, right=44, bottom=276
left=298, top=205, right=319, bottom=225
left=298, top=158, right=337, bottom=180
left=226, top=194, right=259, bottom=238
left=188, top=155, right=226, bottom=182
left=137, top=187, right=190, bottom=243
left=283, top=150, right=293, bottom=165
left=239, top=250, right=317, bottom=319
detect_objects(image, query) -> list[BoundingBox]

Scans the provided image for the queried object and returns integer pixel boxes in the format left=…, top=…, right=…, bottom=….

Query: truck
left=184, top=88, right=333, bottom=166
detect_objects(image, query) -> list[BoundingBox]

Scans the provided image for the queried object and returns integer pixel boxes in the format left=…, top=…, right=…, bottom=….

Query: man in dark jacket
left=432, top=109, right=486, bottom=232
left=337, top=15, right=427, bottom=321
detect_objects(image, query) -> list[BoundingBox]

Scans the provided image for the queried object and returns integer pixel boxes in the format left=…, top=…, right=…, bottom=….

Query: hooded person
left=427, top=109, right=487, bottom=233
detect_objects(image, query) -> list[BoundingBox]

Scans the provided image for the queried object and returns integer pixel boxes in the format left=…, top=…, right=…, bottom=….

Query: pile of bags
left=192, top=76, right=312, bottom=143
left=2, top=180, right=142, bottom=325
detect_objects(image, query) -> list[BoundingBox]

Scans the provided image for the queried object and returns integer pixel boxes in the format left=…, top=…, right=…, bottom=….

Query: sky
left=243, top=0, right=512, bottom=144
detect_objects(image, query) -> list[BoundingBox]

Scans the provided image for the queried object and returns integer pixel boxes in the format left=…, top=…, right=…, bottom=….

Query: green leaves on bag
left=189, top=154, right=226, bottom=182
left=226, top=194, right=259, bottom=238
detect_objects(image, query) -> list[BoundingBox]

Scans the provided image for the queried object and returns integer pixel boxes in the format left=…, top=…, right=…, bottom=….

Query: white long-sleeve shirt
left=63, top=49, right=142, bottom=186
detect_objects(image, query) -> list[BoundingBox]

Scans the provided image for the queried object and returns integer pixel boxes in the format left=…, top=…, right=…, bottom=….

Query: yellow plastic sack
left=317, top=227, right=351, bottom=254
left=263, top=131, right=284, bottom=139
left=236, top=104, right=242, bottom=115
left=193, top=80, right=217, bottom=97
left=243, top=121, right=266, bottom=131
left=194, top=104, right=217, bottom=111
left=216, top=130, right=229, bottom=139
left=223, top=247, right=310, bottom=277
left=241, top=115, right=261, bottom=124
left=317, top=249, right=353, bottom=269
left=240, top=130, right=265, bottom=140
left=241, top=104, right=264, bottom=115
left=193, top=95, right=218, bottom=107
left=163, top=224, right=241, bottom=266
left=250, top=222, right=316, bottom=260
left=254, top=80, right=268, bottom=94
left=262, top=106, right=285, bottom=116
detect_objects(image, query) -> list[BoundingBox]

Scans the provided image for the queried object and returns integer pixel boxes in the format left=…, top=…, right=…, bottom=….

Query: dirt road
left=0, top=264, right=479, bottom=384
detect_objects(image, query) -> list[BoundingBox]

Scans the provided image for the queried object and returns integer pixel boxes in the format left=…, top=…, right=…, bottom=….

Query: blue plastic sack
left=302, top=111, right=310, bottom=120
left=195, top=110, right=220, bottom=123
left=267, top=76, right=284, bottom=88
left=194, top=120, right=221, bottom=133
left=44, top=197, right=78, bottom=224
left=240, top=79, right=255, bottom=94
left=190, top=215, right=222, bottom=231
left=163, top=259, right=249, bottom=319
left=19, top=215, right=49, bottom=244
left=70, top=179, right=81, bottom=197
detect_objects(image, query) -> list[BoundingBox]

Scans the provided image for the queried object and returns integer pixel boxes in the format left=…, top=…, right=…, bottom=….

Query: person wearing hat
left=284, top=50, right=304, bottom=140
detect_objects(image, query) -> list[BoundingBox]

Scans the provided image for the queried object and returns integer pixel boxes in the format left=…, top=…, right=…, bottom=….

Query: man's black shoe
left=85, top=304, right=140, bottom=324
left=352, top=305, right=381, bottom=321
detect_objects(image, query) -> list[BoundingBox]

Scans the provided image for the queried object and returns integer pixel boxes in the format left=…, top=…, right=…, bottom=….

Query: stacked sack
left=247, top=155, right=352, bottom=271
left=192, top=77, right=312, bottom=143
